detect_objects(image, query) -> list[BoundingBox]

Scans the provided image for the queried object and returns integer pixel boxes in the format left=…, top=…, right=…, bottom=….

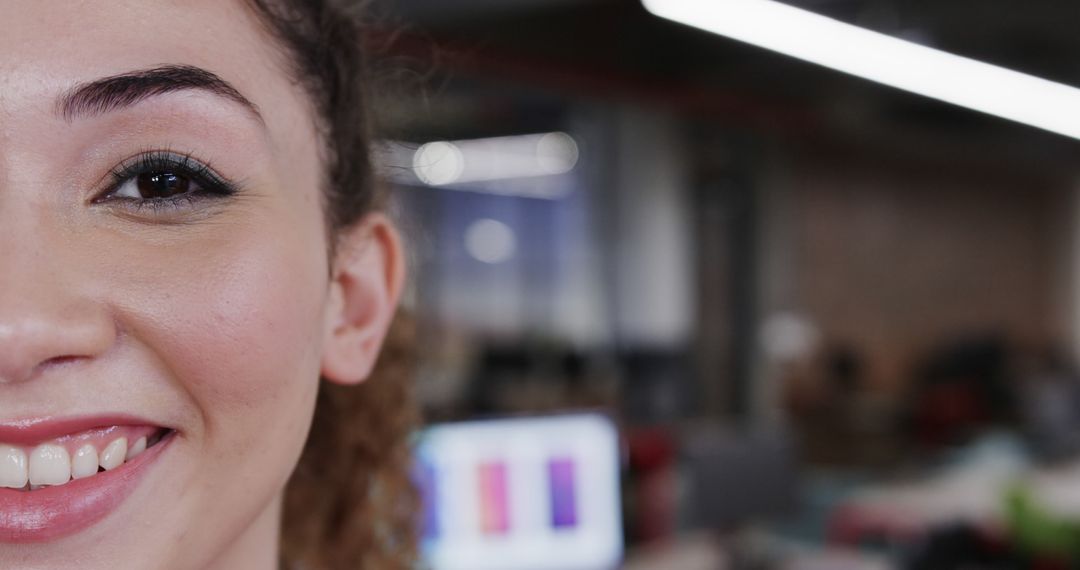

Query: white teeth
left=99, top=438, right=127, bottom=471
left=29, top=445, right=71, bottom=486
left=0, top=432, right=159, bottom=490
left=72, top=444, right=100, bottom=480
left=0, top=445, right=28, bottom=489
left=126, top=437, right=147, bottom=461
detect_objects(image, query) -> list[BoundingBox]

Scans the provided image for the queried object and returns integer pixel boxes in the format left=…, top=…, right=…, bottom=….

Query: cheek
left=107, top=217, right=330, bottom=444
left=182, top=251, right=323, bottom=415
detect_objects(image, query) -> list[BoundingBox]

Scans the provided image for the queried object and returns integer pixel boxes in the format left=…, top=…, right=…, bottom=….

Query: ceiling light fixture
left=411, top=132, right=580, bottom=187
left=641, top=0, right=1080, bottom=140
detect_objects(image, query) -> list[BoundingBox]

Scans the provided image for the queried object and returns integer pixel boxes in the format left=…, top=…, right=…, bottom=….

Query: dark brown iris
left=136, top=172, right=191, bottom=199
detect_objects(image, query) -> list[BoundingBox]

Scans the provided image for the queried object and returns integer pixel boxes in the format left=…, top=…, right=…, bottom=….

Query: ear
left=320, top=213, right=406, bottom=385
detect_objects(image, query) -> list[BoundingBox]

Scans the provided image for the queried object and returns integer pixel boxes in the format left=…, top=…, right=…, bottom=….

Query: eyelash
left=96, top=150, right=240, bottom=214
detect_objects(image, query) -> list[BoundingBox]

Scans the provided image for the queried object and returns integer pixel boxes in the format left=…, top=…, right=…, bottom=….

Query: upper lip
left=0, top=415, right=166, bottom=446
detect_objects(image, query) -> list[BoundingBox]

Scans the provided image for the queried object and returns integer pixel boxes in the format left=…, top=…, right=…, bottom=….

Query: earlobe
left=320, top=214, right=406, bottom=385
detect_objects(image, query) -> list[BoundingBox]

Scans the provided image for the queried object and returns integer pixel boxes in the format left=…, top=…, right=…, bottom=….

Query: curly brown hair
left=243, top=0, right=420, bottom=568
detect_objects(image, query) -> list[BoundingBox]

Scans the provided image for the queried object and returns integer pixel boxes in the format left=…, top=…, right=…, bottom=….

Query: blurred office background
left=368, top=0, right=1080, bottom=567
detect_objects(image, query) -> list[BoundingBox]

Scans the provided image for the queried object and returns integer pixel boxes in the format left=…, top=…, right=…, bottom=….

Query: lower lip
left=0, top=432, right=174, bottom=543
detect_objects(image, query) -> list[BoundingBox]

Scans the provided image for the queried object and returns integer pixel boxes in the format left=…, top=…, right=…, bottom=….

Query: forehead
left=0, top=0, right=311, bottom=143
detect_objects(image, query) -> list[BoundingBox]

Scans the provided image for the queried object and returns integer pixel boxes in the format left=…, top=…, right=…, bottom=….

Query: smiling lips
left=0, top=417, right=174, bottom=543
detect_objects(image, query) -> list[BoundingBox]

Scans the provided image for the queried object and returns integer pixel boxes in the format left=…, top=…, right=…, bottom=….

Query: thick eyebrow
left=56, top=64, right=263, bottom=124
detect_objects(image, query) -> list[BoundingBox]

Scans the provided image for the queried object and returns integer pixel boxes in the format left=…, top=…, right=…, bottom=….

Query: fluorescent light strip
left=641, top=0, right=1080, bottom=140
left=412, top=132, right=579, bottom=187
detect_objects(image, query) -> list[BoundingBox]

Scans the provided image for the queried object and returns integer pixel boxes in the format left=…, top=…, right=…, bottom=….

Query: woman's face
left=0, top=1, right=397, bottom=567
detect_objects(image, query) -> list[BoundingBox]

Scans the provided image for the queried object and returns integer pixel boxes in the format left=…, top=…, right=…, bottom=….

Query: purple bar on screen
left=418, top=460, right=439, bottom=540
left=548, top=458, right=578, bottom=529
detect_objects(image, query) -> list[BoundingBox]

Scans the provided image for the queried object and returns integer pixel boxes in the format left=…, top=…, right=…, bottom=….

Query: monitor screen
left=416, top=414, right=623, bottom=570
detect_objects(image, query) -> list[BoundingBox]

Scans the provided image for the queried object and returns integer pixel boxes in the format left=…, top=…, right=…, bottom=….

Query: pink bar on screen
left=478, top=462, right=509, bottom=535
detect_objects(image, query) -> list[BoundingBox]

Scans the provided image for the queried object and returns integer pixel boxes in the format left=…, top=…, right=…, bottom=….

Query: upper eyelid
left=111, top=151, right=214, bottom=183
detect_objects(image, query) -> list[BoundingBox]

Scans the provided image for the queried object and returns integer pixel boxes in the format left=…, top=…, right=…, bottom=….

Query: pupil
left=137, top=172, right=190, bottom=199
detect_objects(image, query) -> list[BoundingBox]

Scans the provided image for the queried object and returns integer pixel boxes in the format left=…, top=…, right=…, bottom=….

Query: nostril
left=12, top=356, right=86, bottom=385
left=32, top=356, right=84, bottom=375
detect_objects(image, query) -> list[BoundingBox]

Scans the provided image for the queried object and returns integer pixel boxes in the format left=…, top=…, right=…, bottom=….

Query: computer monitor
left=416, top=414, right=623, bottom=570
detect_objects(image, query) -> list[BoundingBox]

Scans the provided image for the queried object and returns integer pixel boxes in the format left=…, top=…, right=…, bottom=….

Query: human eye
left=94, top=150, right=241, bottom=215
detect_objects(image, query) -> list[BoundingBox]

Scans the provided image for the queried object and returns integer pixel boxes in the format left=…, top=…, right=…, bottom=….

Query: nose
left=0, top=222, right=116, bottom=385
left=0, top=309, right=115, bottom=385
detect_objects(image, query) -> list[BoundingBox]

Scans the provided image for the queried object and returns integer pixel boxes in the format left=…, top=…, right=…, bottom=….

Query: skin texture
left=0, top=1, right=404, bottom=568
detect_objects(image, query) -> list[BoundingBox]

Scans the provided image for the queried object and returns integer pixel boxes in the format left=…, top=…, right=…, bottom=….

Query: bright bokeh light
left=535, top=132, right=580, bottom=174
left=760, top=313, right=820, bottom=362
left=641, top=0, right=1080, bottom=140
left=464, top=219, right=517, bottom=264
left=414, top=141, right=466, bottom=186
